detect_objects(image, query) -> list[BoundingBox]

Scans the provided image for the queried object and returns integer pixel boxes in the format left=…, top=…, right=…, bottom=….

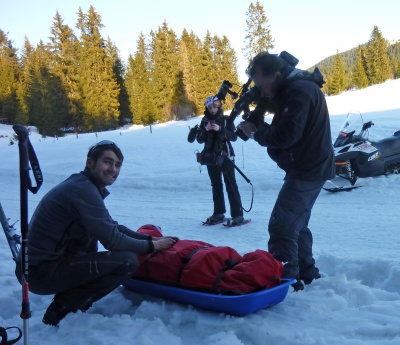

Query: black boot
left=291, top=279, right=304, bottom=292
left=300, top=265, right=321, bottom=285
left=42, top=300, right=73, bottom=326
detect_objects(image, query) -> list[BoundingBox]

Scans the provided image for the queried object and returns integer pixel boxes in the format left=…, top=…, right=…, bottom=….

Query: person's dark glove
left=188, top=125, right=200, bottom=143
left=237, top=121, right=257, bottom=139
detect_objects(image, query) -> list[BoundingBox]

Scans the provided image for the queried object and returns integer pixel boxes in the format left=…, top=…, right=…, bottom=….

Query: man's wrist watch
left=250, top=131, right=256, bottom=140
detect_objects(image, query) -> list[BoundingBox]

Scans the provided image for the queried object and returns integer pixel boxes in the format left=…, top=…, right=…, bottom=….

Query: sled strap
left=142, top=250, right=160, bottom=279
left=0, top=326, right=22, bottom=345
left=177, top=246, right=212, bottom=285
left=212, top=259, right=239, bottom=293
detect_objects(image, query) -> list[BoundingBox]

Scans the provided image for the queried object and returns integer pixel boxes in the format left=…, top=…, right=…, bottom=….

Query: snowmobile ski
left=323, top=185, right=362, bottom=193
left=223, top=219, right=251, bottom=227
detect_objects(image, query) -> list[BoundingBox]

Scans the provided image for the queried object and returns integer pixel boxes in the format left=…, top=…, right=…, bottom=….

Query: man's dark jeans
left=268, top=179, right=325, bottom=280
left=16, top=250, right=138, bottom=310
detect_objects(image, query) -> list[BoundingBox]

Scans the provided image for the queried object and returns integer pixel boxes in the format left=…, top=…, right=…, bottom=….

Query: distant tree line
left=314, top=26, right=399, bottom=95
left=0, top=6, right=240, bottom=136
left=0, top=2, right=398, bottom=136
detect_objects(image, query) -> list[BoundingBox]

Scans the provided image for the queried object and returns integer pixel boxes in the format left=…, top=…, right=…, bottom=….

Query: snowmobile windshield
left=334, top=110, right=364, bottom=147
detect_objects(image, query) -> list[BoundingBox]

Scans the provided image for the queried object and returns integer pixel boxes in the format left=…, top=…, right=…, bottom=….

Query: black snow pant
left=267, top=179, right=325, bottom=280
left=207, top=158, right=243, bottom=218
left=16, top=250, right=138, bottom=310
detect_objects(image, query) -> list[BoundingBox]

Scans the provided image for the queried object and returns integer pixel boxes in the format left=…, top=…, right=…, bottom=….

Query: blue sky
left=1, top=0, right=399, bottom=81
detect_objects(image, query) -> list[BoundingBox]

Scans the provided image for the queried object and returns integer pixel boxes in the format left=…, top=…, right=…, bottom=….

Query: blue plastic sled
left=123, top=278, right=295, bottom=316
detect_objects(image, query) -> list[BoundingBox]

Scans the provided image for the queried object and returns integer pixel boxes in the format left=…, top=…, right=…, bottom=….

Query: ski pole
left=0, top=202, right=21, bottom=260
left=13, top=125, right=43, bottom=345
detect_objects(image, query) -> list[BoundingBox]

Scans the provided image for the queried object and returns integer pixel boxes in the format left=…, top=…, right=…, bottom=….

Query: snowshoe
left=202, top=214, right=226, bottom=225
left=223, top=216, right=251, bottom=227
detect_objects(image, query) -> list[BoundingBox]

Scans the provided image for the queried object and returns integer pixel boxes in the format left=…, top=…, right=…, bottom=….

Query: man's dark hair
left=246, top=52, right=285, bottom=78
left=87, top=141, right=124, bottom=162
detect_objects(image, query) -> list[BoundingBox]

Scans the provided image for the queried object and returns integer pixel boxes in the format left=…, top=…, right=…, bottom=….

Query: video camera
left=214, top=78, right=260, bottom=141
left=225, top=50, right=299, bottom=141
left=216, top=80, right=239, bottom=102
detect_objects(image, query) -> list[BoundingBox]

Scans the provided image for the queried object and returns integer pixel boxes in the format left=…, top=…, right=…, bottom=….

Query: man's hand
left=237, top=121, right=257, bottom=138
left=152, top=236, right=179, bottom=242
left=152, top=237, right=177, bottom=251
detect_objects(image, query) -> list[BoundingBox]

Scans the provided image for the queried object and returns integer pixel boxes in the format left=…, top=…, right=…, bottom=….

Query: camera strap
left=225, top=158, right=254, bottom=213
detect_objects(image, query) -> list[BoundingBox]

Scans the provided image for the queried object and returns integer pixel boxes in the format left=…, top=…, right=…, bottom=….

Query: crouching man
left=16, top=140, right=177, bottom=326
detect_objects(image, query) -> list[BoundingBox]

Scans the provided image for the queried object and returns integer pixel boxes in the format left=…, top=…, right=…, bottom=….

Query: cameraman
left=237, top=52, right=335, bottom=290
left=188, top=96, right=244, bottom=226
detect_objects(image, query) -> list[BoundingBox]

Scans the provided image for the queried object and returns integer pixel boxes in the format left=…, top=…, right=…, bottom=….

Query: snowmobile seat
left=373, top=135, right=400, bottom=158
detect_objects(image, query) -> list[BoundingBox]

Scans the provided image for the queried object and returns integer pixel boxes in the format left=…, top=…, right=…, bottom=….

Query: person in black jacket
left=238, top=52, right=335, bottom=291
left=189, top=96, right=244, bottom=226
left=15, top=140, right=178, bottom=326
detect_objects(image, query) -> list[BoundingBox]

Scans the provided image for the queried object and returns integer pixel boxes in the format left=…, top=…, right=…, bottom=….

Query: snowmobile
left=324, top=110, right=400, bottom=192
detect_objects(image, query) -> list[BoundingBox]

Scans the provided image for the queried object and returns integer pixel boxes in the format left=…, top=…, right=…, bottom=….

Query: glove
left=237, top=121, right=257, bottom=139
left=188, top=126, right=200, bottom=143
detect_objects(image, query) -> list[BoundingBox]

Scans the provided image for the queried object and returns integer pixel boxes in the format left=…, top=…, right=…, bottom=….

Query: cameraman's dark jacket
left=253, top=67, right=335, bottom=181
left=196, top=108, right=237, bottom=157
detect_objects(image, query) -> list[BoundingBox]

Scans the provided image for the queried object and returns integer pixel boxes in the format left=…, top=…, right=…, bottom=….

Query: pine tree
left=179, top=29, right=202, bottom=115
left=326, top=51, right=347, bottom=95
left=171, top=70, right=196, bottom=120
left=105, top=38, right=132, bottom=126
left=27, top=42, right=70, bottom=136
left=0, top=30, right=20, bottom=124
left=194, top=31, right=215, bottom=114
left=125, top=33, right=156, bottom=125
left=365, top=26, right=392, bottom=85
left=212, top=35, right=240, bottom=110
left=76, top=5, right=120, bottom=131
left=47, top=11, right=80, bottom=130
left=16, top=37, right=35, bottom=125
left=149, top=21, right=181, bottom=121
left=352, top=46, right=369, bottom=89
left=388, top=43, right=400, bottom=78
left=394, top=62, right=400, bottom=79
left=242, top=1, right=274, bottom=63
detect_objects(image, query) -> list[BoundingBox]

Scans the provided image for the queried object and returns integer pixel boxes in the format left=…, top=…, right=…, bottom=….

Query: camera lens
left=216, top=80, right=233, bottom=101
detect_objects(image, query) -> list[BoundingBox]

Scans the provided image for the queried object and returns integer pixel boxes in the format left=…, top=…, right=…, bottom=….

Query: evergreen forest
left=0, top=5, right=399, bottom=136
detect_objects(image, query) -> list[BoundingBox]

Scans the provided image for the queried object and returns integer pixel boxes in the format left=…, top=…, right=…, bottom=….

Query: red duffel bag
left=218, top=250, right=283, bottom=294
left=134, top=224, right=282, bottom=294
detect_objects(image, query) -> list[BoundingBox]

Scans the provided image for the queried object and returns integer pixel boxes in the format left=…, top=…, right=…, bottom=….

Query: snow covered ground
left=1, top=79, right=400, bottom=345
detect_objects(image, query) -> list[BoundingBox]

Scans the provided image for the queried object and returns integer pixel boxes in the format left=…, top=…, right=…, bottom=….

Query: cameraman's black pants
left=16, top=250, right=138, bottom=311
left=207, top=159, right=243, bottom=218
left=267, top=179, right=325, bottom=280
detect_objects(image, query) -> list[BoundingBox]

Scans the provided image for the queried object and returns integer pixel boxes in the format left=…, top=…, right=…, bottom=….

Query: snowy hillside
left=1, top=79, right=400, bottom=345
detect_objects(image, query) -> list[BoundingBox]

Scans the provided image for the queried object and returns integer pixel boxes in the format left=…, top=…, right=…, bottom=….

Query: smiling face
left=86, top=150, right=122, bottom=190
